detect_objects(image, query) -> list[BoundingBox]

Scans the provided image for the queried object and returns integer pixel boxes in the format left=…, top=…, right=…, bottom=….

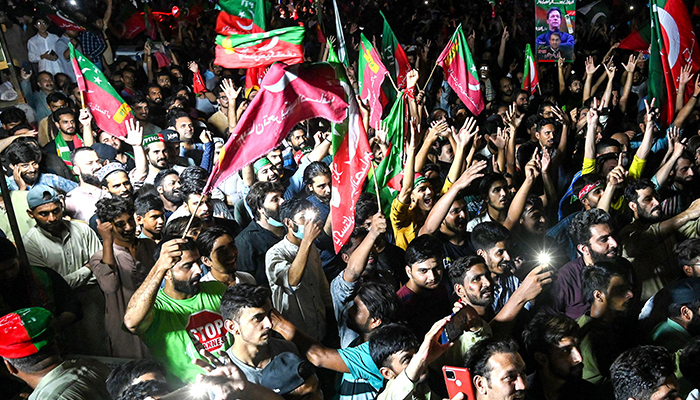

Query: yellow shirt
left=582, top=155, right=647, bottom=210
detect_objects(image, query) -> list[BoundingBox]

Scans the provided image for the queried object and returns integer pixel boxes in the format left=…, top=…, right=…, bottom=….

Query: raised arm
left=654, top=128, right=686, bottom=187
left=672, top=75, right=700, bottom=128
left=144, top=42, right=154, bottom=82
left=497, top=28, right=509, bottom=69
left=447, top=116, right=479, bottom=183
left=415, top=120, right=446, bottom=173
left=504, top=152, right=540, bottom=230
left=287, top=219, right=322, bottom=286
left=343, top=214, right=387, bottom=282
left=619, top=54, right=639, bottom=113
left=419, top=161, right=487, bottom=235
left=124, top=119, right=147, bottom=182
left=584, top=98, right=602, bottom=161
left=124, top=239, right=186, bottom=334
left=78, top=108, right=94, bottom=147
left=600, top=60, right=617, bottom=109
left=397, top=120, right=419, bottom=205
left=221, top=78, right=242, bottom=130
left=582, top=56, right=600, bottom=103
left=503, top=104, right=522, bottom=177
left=598, top=154, right=627, bottom=212
left=635, top=98, right=657, bottom=162
left=676, top=64, right=693, bottom=114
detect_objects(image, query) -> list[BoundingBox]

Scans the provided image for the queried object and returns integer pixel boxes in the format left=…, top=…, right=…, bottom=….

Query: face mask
left=267, top=215, right=284, bottom=227
left=293, top=223, right=305, bottom=240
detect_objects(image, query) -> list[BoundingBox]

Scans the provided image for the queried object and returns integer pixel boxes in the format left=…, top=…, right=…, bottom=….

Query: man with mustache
left=92, top=197, right=156, bottom=358
left=621, top=178, right=700, bottom=302
left=135, top=131, right=185, bottom=187
left=465, top=339, right=528, bottom=400
left=124, top=238, right=227, bottom=383
left=65, top=147, right=107, bottom=222
left=540, top=208, right=632, bottom=319
left=23, top=185, right=108, bottom=356
left=196, top=226, right=256, bottom=287
left=5, top=139, right=78, bottom=194
left=154, top=169, right=183, bottom=219
left=97, top=162, right=133, bottom=200
left=522, top=313, right=600, bottom=400
left=577, top=262, right=635, bottom=386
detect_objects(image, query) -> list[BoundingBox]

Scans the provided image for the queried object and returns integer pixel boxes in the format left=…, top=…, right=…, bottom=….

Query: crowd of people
left=1, top=0, right=700, bottom=399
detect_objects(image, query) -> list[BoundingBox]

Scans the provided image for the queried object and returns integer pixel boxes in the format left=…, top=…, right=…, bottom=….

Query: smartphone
left=439, top=304, right=470, bottom=345
left=21, top=61, right=31, bottom=75
left=443, top=366, right=475, bottom=400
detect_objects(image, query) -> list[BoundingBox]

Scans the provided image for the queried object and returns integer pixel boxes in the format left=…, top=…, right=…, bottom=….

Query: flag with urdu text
left=206, top=62, right=349, bottom=190
left=69, top=44, right=133, bottom=138
left=522, top=44, right=539, bottom=95
left=329, top=44, right=373, bottom=252
left=368, top=94, right=406, bottom=215
left=649, top=0, right=700, bottom=125
left=214, top=26, right=305, bottom=69
left=436, top=25, right=484, bottom=116
left=380, top=11, right=411, bottom=92
left=359, top=33, right=389, bottom=129
left=216, top=0, right=268, bottom=35
left=332, top=0, right=349, bottom=66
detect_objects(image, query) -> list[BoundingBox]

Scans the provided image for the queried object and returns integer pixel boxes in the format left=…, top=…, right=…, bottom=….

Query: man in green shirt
left=651, top=278, right=700, bottom=352
left=124, top=238, right=227, bottom=383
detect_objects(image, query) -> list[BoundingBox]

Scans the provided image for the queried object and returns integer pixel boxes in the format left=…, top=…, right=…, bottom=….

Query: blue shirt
left=337, top=341, right=383, bottom=400
left=7, top=173, right=78, bottom=193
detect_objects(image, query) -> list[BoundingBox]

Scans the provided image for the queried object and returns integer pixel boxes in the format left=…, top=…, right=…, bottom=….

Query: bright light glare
left=305, top=210, right=317, bottom=222
left=189, top=382, right=210, bottom=398
left=537, top=252, right=551, bottom=266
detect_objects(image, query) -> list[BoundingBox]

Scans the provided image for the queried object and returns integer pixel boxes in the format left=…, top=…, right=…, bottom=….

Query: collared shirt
left=330, top=272, right=360, bottom=348
left=20, top=80, right=52, bottom=123
left=65, top=185, right=108, bottom=222
left=78, top=31, right=106, bottom=61
left=651, top=318, right=692, bottom=353
left=7, top=172, right=78, bottom=194
left=265, top=237, right=332, bottom=340
left=493, top=272, right=521, bottom=315
left=24, top=219, right=101, bottom=289
left=90, top=239, right=157, bottom=358
left=466, top=212, right=493, bottom=232
left=28, top=359, right=111, bottom=400
left=27, top=32, right=64, bottom=76
left=200, top=270, right=256, bottom=285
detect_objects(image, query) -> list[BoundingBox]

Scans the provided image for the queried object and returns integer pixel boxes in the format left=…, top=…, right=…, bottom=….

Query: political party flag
left=380, top=11, right=411, bottom=91
left=332, top=0, right=349, bottom=66
left=368, top=94, right=407, bottom=215
left=619, top=26, right=651, bottom=52
left=436, top=25, right=484, bottom=116
left=214, top=26, right=305, bottom=69
left=522, top=44, right=539, bottom=95
left=328, top=44, right=373, bottom=252
left=649, top=0, right=700, bottom=125
left=69, top=44, right=133, bottom=138
left=35, top=3, right=85, bottom=31
left=358, top=33, right=389, bottom=129
left=206, top=62, right=349, bottom=190
left=216, top=0, right=268, bottom=35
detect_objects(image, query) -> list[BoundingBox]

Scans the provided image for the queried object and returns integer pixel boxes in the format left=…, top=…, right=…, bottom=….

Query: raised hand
left=607, top=153, right=628, bottom=188
left=144, top=41, right=152, bottom=56
left=623, top=54, right=637, bottom=73
left=643, top=98, right=657, bottom=127
left=20, top=68, right=32, bottom=81
left=406, top=69, right=419, bottom=89
left=557, top=56, right=565, bottom=70
left=429, top=120, right=450, bottom=138
left=541, top=147, right=552, bottom=173
left=509, top=59, right=518, bottom=73
left=587, top=97, right=602, bottom=126
left=78, top=108, right=93, bottom=126
left=501, top=27, right=509, bottom=43
left=525, top=151, right=541, bottom=182
left=124, top=119, right=143, bottom=147
left=680, top=64, right=694, bottom=87
left=456, top=116, right=479, bottom=147
left=603, top=59, right=617, bottom=79
left=585, top=56, right=599, bottom=76
left=493, top=127, right=508, bottom=150
left=694, top=74, right=700, bottom=97
left=96, top=219, right=114, bottom=243
left=375, top=120, right=389, bottom=143
left=368, top=213, right=387, bottom=238
left=187, top=61, right=198, bottom=74
left=221, top=78, right=241, bottom=101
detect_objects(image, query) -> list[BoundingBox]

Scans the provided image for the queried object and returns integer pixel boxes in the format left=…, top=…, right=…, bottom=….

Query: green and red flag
left=368, top=94, right=407, bottom=215
left=359, top=33, right=389, bottom=129
left=619, top=25, right=651, bottom=52
left=329, top=43, right=373, bottom=252
left=216, top=0, right=268, bottom=35
left=35, top=3, right=85, bottom=31
left=436, top=25, right=484, bottom=116
left=380, top=12, right=411, bottom=92
left=649, top=0, right=700, bottom=125
left=214, top=26, right=305, bottom=69
left=522, top=44, right=539, bottom=95
left=332, top=0, right=349, bottom=66
left=69, top=44, right=134, bottom=138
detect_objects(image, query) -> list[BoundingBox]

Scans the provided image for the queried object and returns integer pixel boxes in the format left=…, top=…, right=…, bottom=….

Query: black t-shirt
left=235, top=221, right=283, bottom=287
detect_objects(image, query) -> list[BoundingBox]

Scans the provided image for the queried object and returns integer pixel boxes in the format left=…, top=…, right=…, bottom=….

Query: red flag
left=358, top=34, right=389, bottom=128
left=214, top=26, right=305, bottom=69
left=206, top=63, right=349, bottom=190
left=216, top=11, right=265, bottom=35
left=70, top=45, right=134, bottom=138
left=436, top=25, right=484, bottom=116
left=245, top=66, right=267, bottom=91
left=619, top=26, right=651, bottom=52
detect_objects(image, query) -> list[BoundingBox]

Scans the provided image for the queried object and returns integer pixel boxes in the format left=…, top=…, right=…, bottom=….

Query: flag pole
left=182, top=190, right=205, bottom=239
left=386, top=73, right=400, bottom=94
left=369, top=162, right=382, bottom=210
left=424, top=62, right=440, bottom=89
left=80, top=91, right=86, bottom=109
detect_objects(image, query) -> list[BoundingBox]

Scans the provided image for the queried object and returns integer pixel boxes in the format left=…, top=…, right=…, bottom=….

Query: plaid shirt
left=78, top=31, right=106, bottom=61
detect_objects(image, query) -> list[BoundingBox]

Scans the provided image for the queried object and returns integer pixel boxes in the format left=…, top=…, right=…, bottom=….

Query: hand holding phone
left=443, top=366, right=476, bottom=400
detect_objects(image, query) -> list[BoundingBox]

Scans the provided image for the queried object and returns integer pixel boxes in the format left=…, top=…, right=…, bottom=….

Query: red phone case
left=443, top=365, right=475, bottom=400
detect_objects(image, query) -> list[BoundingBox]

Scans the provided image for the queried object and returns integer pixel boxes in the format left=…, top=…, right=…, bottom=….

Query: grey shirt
left=225, top=338, right=299, bottom=385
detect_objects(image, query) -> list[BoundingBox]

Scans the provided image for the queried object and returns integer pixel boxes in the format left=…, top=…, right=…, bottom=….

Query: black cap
left=259, top=352, right=315, bottom=395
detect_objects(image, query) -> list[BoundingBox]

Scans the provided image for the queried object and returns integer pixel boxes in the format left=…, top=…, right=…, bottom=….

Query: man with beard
left=236, top=182, right=285, bottom=287
left=541, top=209, right=630, bottom=319
left=397, top=235, right=452, bottom=337
left=65, top=147, right=106, bottom=221
left=464, top=339, right=528, bottom=400
left=129, top=94, right=162, bottom=136
left=285, top=125, right=308, bottom=168
left=145, top=83, right=166, bottom=126
left=0, top=238, right=80, bottom=329
left=92, top=197, right=156, bottom=358
left=622, top=178, right=700, bottom=302
left=154, top=169, right=182, bottom=219
left=197, top=226, right=256, bottom=287
left=651, top=278, right=700, bottom=352
left=420, top=161, right=488, bottom=269
left=5, top=140, right=78, bottom=193
left=303, top=162, right=338, bottom=276
left=23, top=185, right=108, bottom=356
left=98, top=162, right=133, bottom=200
left=169, top=181, right=239, bottom=235
left=137, top=132, right=185, bottom=186
left=654, top=145, right=696, bottom=216
left=577, top=262, right=635, bottom=385
left=522, top=313, right=601, bottom=400
left=498, top=77, right=515, bottom=103
left=43, top=108, right=94, bottom=167
left=20, top=70, right=56, bottom=123
left=265, top=198, right=332, bottom=341
left=515, top=90, right=530, bottom=113
left=124, top=238, right=227, bottom=383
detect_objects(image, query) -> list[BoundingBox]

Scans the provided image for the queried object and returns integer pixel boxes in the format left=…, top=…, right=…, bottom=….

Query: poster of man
left=535, top=3, right=576, bottom=62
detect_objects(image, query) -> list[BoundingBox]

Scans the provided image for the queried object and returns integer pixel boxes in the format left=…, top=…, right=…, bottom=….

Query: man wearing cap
left=161, top=128, right=193, bottom=167
left=134, top=130, right=185, bottom=186
left=98, top=162, right=133, bottom=200
left=23, top=184, right=109, bottom=356
left=0, top=307, right=112, bottom=400
left=65, top=147, right=107, bottom=222
left=651, top=278, right=700, bottom=352
left=124, top=238, right=227, bottom=383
